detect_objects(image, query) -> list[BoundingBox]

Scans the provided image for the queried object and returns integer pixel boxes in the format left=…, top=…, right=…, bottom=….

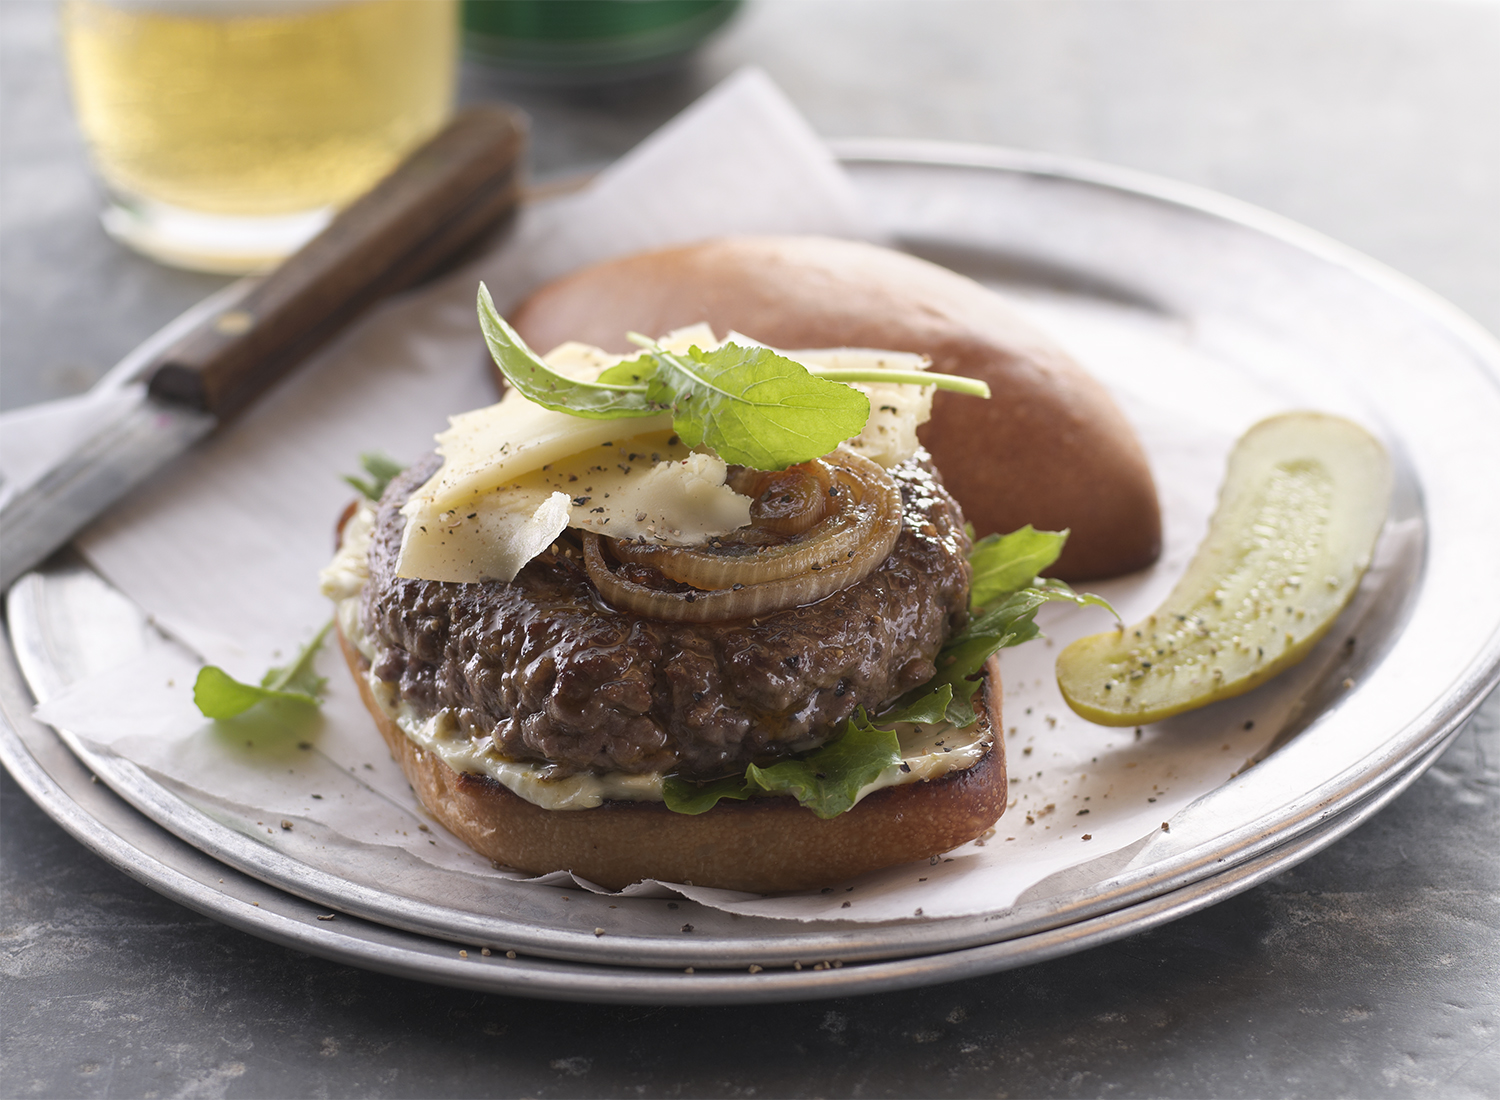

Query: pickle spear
left=1056, top=412, right=1392, bottom=726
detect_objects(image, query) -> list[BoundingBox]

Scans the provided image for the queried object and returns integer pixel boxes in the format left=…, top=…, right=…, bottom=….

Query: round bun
left=511, top=236, right=1161, bottom=581
left=339, top=626, right=1006, bottom=893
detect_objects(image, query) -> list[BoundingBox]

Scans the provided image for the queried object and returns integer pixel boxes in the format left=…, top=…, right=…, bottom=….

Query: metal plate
left=5, top=142, right=1500, bottom=1000
left=0, top=627, right=1466, bottom=1003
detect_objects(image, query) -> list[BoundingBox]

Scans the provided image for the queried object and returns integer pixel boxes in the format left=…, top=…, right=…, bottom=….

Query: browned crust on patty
left=510, top=236, right=1162, bottom=581
left=362, top=454, right=972, bottom=780
left=340, top=626, right=1007, bottom=893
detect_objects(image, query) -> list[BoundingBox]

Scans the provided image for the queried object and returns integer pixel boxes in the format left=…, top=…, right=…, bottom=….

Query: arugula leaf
left=595, top=354, right=658, bottom=388
left=968, top=525, right=1066, bottom=610
left=893, top=527, right=1118, bottom=727
left=1032, top=576, right=1118, bottom=617
left=633, top=339, right=871, bottom=470
left=662, top=773, right=752, bottom=815
left=925, top=583, right=1115, bottom=726
left=193, top=621, right=332, bottom=720
left=478, top=284, right=658, bottom=419
left=477, top=284, right=1002, bottom=471
left=745, top=710, right=901, bottom=819
left=343, top=452, right=405, bottom=502
left=260, top=621, right=333, bottom=697
left=806, top=367, right=990, bottom=398
left=928, top=588, right=1055, bottom=725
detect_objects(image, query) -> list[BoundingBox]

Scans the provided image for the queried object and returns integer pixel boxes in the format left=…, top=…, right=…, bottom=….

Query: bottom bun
left=339, top=628, right=1007, bottom=893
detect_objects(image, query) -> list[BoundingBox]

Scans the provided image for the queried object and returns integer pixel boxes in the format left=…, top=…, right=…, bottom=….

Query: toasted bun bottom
left=339, top=628, right=1007, bottom=893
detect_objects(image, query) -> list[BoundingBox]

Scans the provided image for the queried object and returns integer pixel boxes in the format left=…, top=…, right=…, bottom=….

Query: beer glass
left=62, top=0, right=458, bottom=273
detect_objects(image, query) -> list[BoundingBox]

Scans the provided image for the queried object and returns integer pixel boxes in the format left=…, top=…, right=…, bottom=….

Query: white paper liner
left=6, top=68, right=1387, bottom=924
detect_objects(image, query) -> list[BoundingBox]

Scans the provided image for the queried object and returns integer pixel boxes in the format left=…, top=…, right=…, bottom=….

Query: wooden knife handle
left=148, top=104, right=527, bottom=419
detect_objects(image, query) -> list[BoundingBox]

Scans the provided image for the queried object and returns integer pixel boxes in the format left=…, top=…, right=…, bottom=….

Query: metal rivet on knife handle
left=212, top=310, right=255, bottom=337
left=148, top=104, right=528, bottom=420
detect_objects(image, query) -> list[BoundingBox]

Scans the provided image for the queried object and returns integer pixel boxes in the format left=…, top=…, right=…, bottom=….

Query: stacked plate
left=5, top=144, right=1499, bottom=1003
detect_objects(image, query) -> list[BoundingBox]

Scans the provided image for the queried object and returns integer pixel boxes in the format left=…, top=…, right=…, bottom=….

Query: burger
left=321, top=238, right=1154, bottom=893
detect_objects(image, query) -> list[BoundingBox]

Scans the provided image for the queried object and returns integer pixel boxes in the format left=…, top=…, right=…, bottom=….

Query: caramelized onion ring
left=584, top=450, right=903, bottom=622
left=736, top=463, right=831, bottom=537
left=610, top=451, right=899, bottom=591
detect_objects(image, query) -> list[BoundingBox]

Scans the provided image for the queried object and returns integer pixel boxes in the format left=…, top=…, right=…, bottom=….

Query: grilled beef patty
left=362, top=451, right=971, bottom=780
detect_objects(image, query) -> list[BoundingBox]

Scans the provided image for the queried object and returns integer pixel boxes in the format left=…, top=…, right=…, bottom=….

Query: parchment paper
left=8, top=69, right=1370, bottom=923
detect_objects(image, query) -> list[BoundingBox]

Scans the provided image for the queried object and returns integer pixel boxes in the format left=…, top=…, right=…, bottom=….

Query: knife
left=0, top=105, right=527, bottom=592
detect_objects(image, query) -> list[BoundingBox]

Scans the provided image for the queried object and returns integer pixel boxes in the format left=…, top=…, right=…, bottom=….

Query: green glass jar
left=463, top=0, right=740, bottom=83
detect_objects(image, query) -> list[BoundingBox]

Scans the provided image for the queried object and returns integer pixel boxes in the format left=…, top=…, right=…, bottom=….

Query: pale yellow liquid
left=63, top=0, right=457, bottom=218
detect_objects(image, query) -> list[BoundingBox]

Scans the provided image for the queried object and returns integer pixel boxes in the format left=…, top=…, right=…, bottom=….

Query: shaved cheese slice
left=399, top=490, right=571, bottom=583
left=787, top=346, right=935, bottom=468
left=416, top=326, right=722, bottom=515
left=397, top=430, right=752, bottom=582
left=548, top=438, right=751, bottom=543
left=395, top=328, right=935, bottom=585
left=720, top=334, right=936, bottom=469
left=420, top=390, right=670, bottom=518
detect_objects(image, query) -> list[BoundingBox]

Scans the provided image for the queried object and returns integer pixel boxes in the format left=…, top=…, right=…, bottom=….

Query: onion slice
left=584, top=449, right=904, bottom=622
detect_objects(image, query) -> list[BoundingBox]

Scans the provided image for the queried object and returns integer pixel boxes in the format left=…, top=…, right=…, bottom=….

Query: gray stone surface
left=3, top=2, right=1498, bottom=1096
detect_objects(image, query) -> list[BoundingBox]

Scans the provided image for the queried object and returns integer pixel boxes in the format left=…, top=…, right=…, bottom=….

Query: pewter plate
left=0, top=639, right=1462, bottom=1003
left=4, top=143, right=1500, bottom=1001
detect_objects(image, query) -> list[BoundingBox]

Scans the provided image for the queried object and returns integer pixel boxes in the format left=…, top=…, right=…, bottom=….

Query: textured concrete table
left=3, top=3, right=1497, bottom=1096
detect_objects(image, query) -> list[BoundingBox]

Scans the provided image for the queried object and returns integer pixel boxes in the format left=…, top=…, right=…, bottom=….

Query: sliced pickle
left=1056, top=412, right=1392, bottom=727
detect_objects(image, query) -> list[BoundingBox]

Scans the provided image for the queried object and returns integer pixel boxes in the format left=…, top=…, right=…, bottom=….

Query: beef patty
left=361, top=451, right=971, bottom=779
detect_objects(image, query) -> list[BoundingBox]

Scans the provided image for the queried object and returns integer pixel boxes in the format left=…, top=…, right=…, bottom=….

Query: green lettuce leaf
left=343, top=452, right=405, bottom=502
left=662, top=707, right=905, bottom=819
left=193, top=621, right=332, bottom=720
left=661, top=773, right=752, bottom=815
left=874, top=683, right=954, bottom=726
left=745, top=709, right=901, bottom=819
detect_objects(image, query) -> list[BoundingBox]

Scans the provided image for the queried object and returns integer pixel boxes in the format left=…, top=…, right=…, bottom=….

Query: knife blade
left=0, top=389, right=214, bottom=590
left=0, top=105, right=526, bottom=592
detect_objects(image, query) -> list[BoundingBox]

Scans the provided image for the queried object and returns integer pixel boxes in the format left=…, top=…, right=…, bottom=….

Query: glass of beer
left=61, top=0, right=458, bottom=273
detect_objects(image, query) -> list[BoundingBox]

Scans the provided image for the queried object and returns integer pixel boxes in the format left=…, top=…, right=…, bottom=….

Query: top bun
left=511, top=236, right=1161, bottom=580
